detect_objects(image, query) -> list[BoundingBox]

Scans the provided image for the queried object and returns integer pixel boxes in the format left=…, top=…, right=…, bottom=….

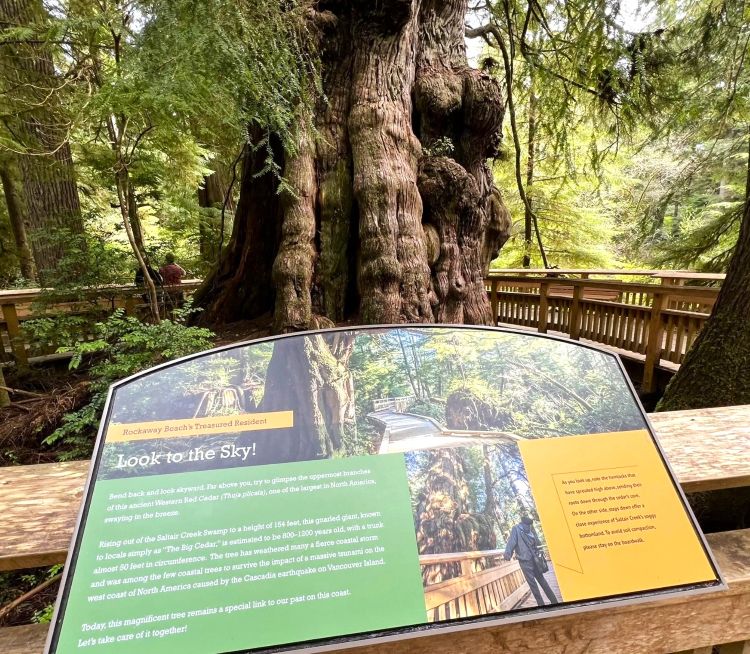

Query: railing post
left=490, top=279, right=499, bottom=325
left=0, top=365, right=9, bottom=407
left=570, top=285, right=583, bottom=340
left=2, top=302, right=28, bottom=368
left=643, top=291, right=666, bottom=393
left=538, top=281, right=549, bottom=333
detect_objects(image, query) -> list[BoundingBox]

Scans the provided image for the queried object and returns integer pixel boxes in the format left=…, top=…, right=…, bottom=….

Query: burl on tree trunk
left=196, top=0, right=511, bottom=330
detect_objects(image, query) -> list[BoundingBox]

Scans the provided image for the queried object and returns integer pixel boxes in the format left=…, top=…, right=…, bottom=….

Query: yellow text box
left=519, top=430, right=717, bottom=602
left=106, top=411, right=294, bottom=443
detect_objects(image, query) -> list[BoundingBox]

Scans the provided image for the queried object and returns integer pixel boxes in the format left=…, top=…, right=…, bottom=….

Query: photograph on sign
left=46, top=326, right=722, bottom=654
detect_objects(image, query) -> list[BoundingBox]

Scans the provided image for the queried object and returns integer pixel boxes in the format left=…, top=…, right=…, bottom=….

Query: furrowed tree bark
left=259, top=332, right=355, bottom=460
left=273, top=125, right=318, bottom=332
left=350, top=1, right=433, bottom=323
left=197, top=1, right=512, bottom=329
left=0, top=0, right=84, bottom=283
left=0, top=158, right=36, bottom=281
left=315, top=9, right=354, bottom=323
left=658, top=139, right=750, bottom=410
left=193, top=135, right=282, bottom=324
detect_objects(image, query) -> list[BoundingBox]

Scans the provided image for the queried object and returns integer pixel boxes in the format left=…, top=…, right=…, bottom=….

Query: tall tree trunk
left=193, top=135, right=283, bottom=324
left=523, top=77, right=536, bottom=269
left=115, top=165, right=160, bottom=323
left=126, top=183, right=145, bottom=253
left=259, top=332, right=356, bottom=460
left=197, top=1, right=512, bottom=329
left=658, top=138, right=750, bottom=410
left=414, top=389, right=501, bottom=584
left=0, top=0, right=84, bottom=283
left=197, top=166, right=234, bottom=265
left=414, top=446, right=496, bottom=584
left=0, top=158, right=36, bottom=281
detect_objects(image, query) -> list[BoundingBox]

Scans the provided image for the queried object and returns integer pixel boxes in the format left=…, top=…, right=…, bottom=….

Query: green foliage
left=32, top=604, right=55, bottom=624
left=0, top=0, right=318, bottom=286
left=45, top=305, right=214, bottom=459
left=473, top=0, right=749, bottom=271
left=423, top=137, right=456, bottom=158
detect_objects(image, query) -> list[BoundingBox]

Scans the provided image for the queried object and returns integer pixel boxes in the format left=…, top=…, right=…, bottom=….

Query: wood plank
left=424, top=563, right=522, bottom=611
left=0, top=406, right=748, bottom=572
left=649, top=405, right=750, bottom=492
left=1, top=303, right=28, bottom=367
left=651, top=271, right=726, bottom=281
left=2, top=529, right=747, bottom=654
left=0, top=460, right=88, bottom=571
left=420, top=550, right=507, bottom=566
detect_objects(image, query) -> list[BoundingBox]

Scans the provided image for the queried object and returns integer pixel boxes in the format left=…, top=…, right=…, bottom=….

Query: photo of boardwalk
left=403, top=442, right=561, bottom=621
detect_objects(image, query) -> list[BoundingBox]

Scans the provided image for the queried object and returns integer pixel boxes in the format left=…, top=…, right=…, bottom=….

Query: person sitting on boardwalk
left=503, top=515, right=559, bottom=606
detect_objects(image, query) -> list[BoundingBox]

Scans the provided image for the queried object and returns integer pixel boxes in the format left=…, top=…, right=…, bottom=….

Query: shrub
left=45, top=305, right=214, bottom=459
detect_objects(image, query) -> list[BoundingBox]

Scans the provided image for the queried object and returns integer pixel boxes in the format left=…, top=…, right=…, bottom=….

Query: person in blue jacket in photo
left=504, top=515, right=559, bottom=606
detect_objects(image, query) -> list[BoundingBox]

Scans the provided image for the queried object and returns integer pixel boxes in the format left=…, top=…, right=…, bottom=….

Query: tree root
left=0, top=381, right=91, bottom=465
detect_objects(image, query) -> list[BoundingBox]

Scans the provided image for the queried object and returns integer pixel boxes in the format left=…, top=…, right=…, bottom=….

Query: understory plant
left=45, top=305, right=214, bottom=459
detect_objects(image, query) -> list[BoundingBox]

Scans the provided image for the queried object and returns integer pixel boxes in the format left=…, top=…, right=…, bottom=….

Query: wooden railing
left=420, top=550, right=528, bottom=621
left=0, top=269, right=726, bottom=394
left=372, top=395, right=416, bottom=413
left=485, top=269, right=725, bottom=391
left=0, top=280, right=202, bottom=367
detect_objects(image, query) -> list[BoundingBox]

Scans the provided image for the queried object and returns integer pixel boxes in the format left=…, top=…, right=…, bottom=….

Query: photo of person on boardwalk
left=406, top=441, right=562, bottom=621
left=504, top=515, right=559, bottom=606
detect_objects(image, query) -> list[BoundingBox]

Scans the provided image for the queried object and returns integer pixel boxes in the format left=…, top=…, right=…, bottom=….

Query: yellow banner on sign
left=519, top=429, right=716, bottom=602
left=105, top=411, right=294, bottom=443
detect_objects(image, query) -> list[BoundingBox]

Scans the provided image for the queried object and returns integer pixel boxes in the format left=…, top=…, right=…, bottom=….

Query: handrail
left=485, top=271, right=723, bottom=391
left=371, top=395, right=416, bottom=412
left=488, top=268, right=726, bottom=282
left=0, top=268, right=725, bottom=395
left=420, top=550, right=528, bottom=619
left=0, top=279, right=202, bottom=302
left=419, top=549, right=506, bottom=565
left=1, top=280, right=203, bottom=369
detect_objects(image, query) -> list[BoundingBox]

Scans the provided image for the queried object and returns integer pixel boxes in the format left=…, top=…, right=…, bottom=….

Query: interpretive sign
left=46, top=326, right=723, bottom=654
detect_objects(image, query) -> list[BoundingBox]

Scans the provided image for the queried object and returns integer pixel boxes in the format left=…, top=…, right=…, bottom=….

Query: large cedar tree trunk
left=414, top=391, right=501, bottom=584
left=258, top=332, right=356, bottom=461
left=197, top=1, right=511, bottom=330
left=0, top=0, right=84, bottom=283
left=658, top=146, right=750, bottom=410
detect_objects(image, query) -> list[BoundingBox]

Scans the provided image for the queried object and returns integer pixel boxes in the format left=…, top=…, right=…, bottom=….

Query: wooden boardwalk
left=369, top=409, right=523, bottom=454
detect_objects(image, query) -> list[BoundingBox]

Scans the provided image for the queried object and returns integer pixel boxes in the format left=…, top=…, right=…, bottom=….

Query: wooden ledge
left=1, top=406, right=749, bottom=572
left=1, top=529, right=747, bottom=654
